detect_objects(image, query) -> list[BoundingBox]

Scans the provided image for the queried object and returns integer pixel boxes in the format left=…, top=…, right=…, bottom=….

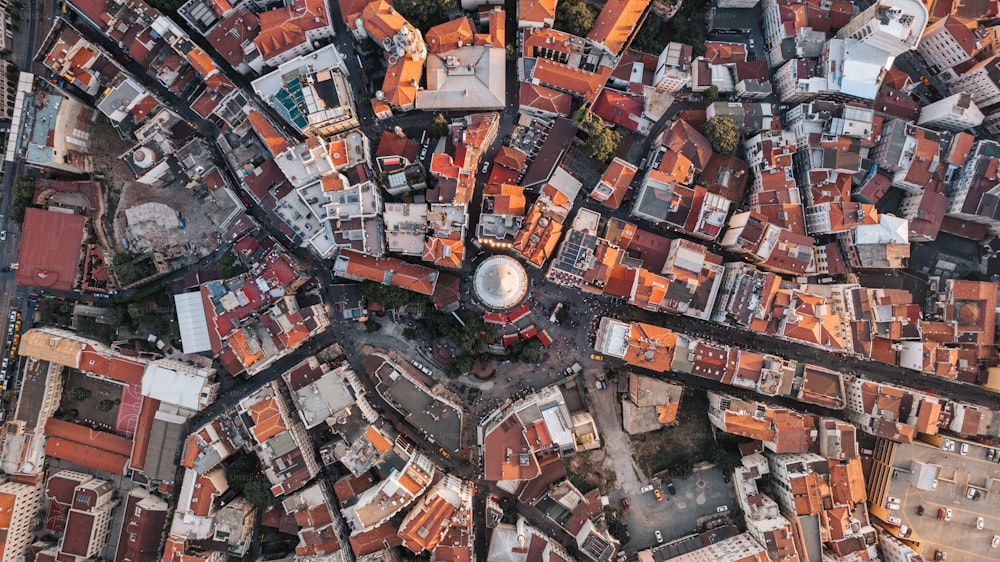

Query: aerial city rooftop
left=1, top=0, right=1000, bottom=560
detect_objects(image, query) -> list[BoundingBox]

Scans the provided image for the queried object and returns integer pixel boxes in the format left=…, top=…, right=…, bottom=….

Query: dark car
left=917, top=505, right=925, bottom=516
left=621, top=498, right=630, bottom=510
left=666, top=481, right=676, bottom=495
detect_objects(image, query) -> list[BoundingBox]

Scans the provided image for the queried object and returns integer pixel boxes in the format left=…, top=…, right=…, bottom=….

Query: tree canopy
left=392, top=0, right=456, bottom=31
left=586, top=126, right=621, bottom=163
left=360, top=281, right=430, bottom=309
left=573, top=107, right=621, bottom=163
left=702, top=116, right=740, bottom=155
left=429, top=113, right=450, bottom=137
left=554, top=0, right=598, bottom=37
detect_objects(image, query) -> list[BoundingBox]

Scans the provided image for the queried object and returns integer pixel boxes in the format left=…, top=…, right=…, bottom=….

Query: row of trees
left=10, top=176, right=35, bottom=224
left=111, top=251, right=158, bottom=287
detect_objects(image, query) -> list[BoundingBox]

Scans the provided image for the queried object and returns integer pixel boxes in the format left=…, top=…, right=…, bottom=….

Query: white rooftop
left=473, top=254, right=528, bottom=310
left=174, top=292, right=212, bottom=354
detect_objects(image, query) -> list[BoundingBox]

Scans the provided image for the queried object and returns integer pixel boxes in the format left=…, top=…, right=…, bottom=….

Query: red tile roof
left=591, top=88, right=644, bottom=131
left=425, top=17, right=475, bottom=54
left=519, top=82, right=572, bottom=116
left=587, top=0, right=648, bottom=56
left=15, top=208, right=86, bottom=292
left=254, top=0, right=330, bottom=62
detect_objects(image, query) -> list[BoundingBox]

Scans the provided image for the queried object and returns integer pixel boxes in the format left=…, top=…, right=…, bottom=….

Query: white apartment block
left=0, top=480, right=43, bottom=562
left=918, top=91, right=985, bottom=131
left=945, top=55, right=1000, bottom=108
left=947, top=138, right=1000, bottom=229
left=653, top=42, right=693, bottom=92
left=917, top=15, right=983, bottom=80
left=773, top=59, right=825, bottom=103
left=665, top=532, right=769, bottom=562
left=836, top=0, right=929, bottom=56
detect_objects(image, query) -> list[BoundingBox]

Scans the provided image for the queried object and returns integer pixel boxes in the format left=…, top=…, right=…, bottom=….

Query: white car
left=886, top=502, right=900, bottom=510
left=640, top=485, right=654, bottom=493
left=887, top=496, right=901, bottom=504
left=978, top=516, right=985, bottom=530
left=968, top=488, right=977, bottom=500
left=716, top=505, right=728, bottom=513
left=655, top=530, right=663, bottom=544
left=991, top=535, right=999, bottom=548
left=887, top=516, right=902, bottom=525
left=945, top=508, right=953, bottom=521
left=960, top=442, right=970, bottom=455
left=931, top=479, right=938, bottom=490
left=943, top=438, right=954, bottom=451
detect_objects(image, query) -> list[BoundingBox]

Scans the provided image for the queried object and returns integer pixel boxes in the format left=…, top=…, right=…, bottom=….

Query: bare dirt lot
left=113, top=180, right=221, bottom=258
left=630, top=388, right=714, bottom=477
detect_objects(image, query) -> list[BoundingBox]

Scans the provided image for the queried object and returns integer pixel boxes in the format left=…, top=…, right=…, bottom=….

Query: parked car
left=945, top=508, right=953, bottom=521
left=640, top=485, right=654, bottom=493
left=917, top=505, right=925, bottom=516
left=992, top=535, right=999, bottom=548
left=887, top=496, right=901, bottom=504
left=590, top=353, right=603, bottom=361
left=887, top=516, right=902, bottom=525
left=938, top=508, right=946, bottom=520
left=621, top=498, right=630, bottom=510
left=960, top=442, right=970, bottom=455
left=666, top=481, right=676, bottom=495
left=655, top=530, right=663, bottom=544
left=653, top=489, right=663, bottom=502
left=943, top=438, right=954, bottom=451
left=967, top=488, right=977, bottom=500
left=716, top=505, right=728, bottom=513
left=988, top=448, right=996, bottom=461
left=978, top=516, right=985, bottom=530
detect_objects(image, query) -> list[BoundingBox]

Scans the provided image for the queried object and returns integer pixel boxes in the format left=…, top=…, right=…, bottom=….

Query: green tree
left=702, top=116, right=740, bottom=155
left=96, top=399, right=116, bottom=412
left=392, top=0, right=455, bottom=31
left=365, top=319, right=382, bottom=333
left=429, top=113, right=450, bottom=137
left=505, top=43, right=518, bottom=60
left=585, top=124, right=621, bottom=163
left=554, top=0, right=597, bottom=37
left=704, top=84, right=720, bottom=102
left=219, top=250, right=246, bottom=279
left=242, top=479, right=278, bottom=507
left=555, top=305, right=570, bottom=324
left=68, top=387, right=92, bottom=402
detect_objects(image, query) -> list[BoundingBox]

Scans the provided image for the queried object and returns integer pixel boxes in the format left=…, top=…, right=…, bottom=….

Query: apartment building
left=945, top=55, right=1000, bottom=108
left=918, top=91, right=985, bottom=131
left=917, top=15, right=983, bottom=80
left=835, top=0, right=928, bottom=56
left=0, top=478, right=43, bottom=562
left=653, top=42, right=693, bottom=92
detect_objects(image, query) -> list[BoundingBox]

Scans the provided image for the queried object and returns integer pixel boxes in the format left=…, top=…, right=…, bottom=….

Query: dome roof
left=473, top=255, right=528, bottom=311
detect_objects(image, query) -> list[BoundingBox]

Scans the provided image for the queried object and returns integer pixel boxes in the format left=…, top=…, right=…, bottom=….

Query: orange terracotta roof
left=45, top=437, right=130, bottom=474
left=532, top=58, right=612, bottom=102
left=398, top=492, right=460, bottom=553
left=247, top=395, right=287, bottom=443
left=248, top=110, right=289, bottom=156
left=255, top=0, right=331, bottom=61
left=181, top=435, right=200, bottom=469
left=337, top=249, right=439, bottom=295
left=518, top=82, right=572, bottom=116
left=337, top=0, right=368, bottom=27
left=519, top=0, right=557, bottom=23
left=365, top=426, right=393, bottom=453
left=321, top=173, right=348, bottom=192
left=190, top=473, right=222, bottom=517
left=587, top=0, right=648, bottom=57
left=362, top=0, right=410, bottom=45
left=228, top=329, right=266, bottom=368
left=423, top=236, right=464, bottom=268
left=381, top=56, right=423, bottom=107
left=186, top=48, right=217, bottom=78
left=425, top=17, right=475, bottom=54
